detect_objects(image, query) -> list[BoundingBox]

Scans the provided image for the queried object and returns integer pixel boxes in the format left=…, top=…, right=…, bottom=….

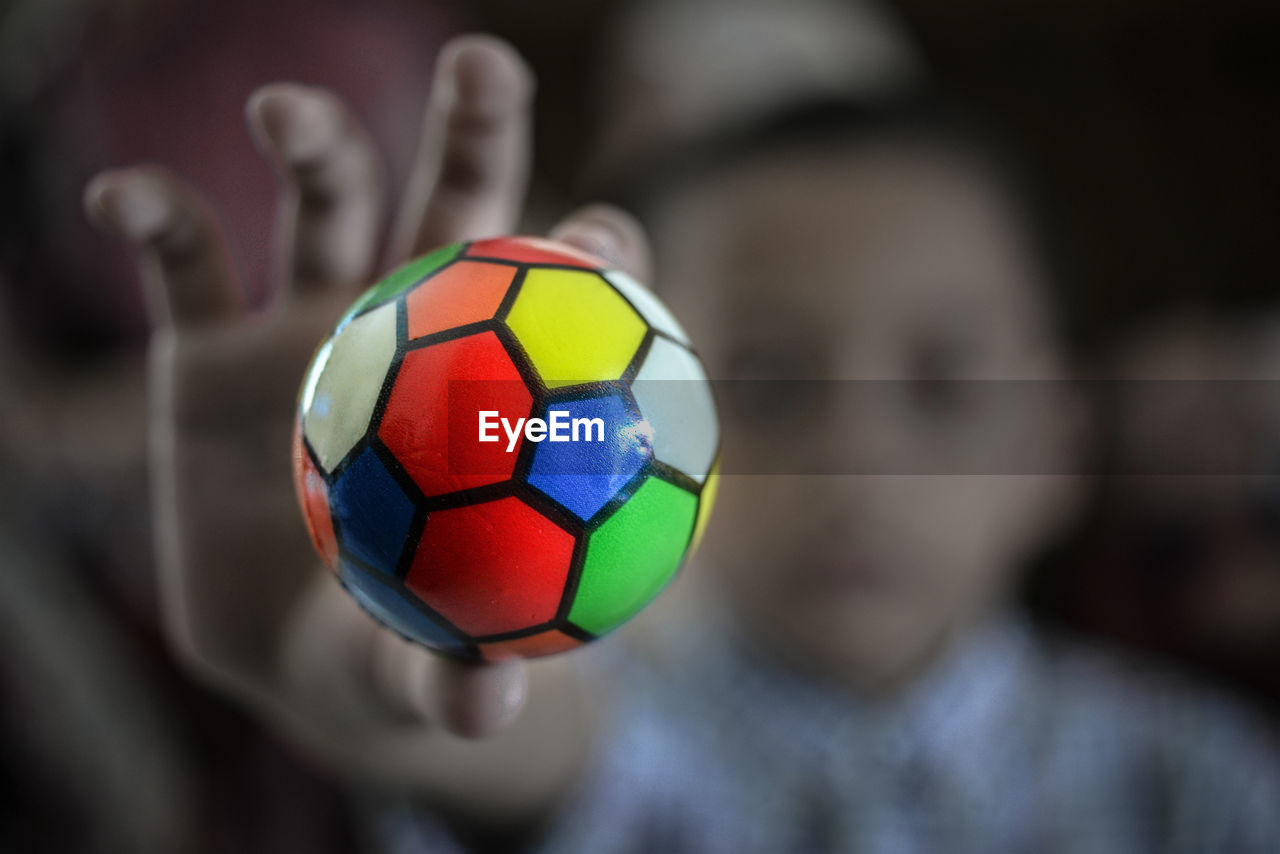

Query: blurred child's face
left=653, top=140, right=1081, bottom=689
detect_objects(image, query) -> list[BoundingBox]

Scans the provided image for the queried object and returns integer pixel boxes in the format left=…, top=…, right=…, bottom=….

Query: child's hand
left=83, top=35, right=650, bottom=799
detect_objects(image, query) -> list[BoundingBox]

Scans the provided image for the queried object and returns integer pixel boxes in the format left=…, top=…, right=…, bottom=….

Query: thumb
left=369, top=626, right=528, bottom=738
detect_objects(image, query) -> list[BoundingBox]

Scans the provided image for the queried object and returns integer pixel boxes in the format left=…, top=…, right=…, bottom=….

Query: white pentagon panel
left=302, top=300, right=398, bottom=472
left=631, top=336, right=718, bottom=483
left=605, top=270, right=691, bottom=346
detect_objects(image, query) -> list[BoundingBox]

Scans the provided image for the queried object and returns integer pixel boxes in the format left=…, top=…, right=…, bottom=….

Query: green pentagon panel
left=302, top=300, right=398, bottom=472
left=341, top=242, right=463, bottom=324
left=567, top=477, right=697, bottom=635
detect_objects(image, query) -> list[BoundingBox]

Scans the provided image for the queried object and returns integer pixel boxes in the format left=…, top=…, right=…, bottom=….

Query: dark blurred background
left=7, top=0, right=1280, bottom=349
left=1, top=1, right=1277, bottom=851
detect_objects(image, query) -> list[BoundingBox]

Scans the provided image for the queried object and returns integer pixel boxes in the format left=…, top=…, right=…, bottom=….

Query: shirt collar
left=655, top=603, right=1040, bottom=780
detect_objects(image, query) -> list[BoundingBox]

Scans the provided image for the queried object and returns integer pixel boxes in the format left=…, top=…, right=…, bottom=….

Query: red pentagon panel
left=291, top=421, right=338, bottom=570
left=480, top=629, right=584, bottom=661
left=465, top=236, right=604, bottom=269
left=379, top=331, right=533, bottom=497
left=406, top=496, right=576, bottom=637
left=406, top=260, right=516, bottom=340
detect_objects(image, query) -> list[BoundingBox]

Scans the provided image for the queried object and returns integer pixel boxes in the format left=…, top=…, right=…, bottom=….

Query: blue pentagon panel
left=604, top=270, right=691, bottom=346
left=330, top=447, right=417, bottom=575
left=630, top=336, right=719, bottom=483
left=527, top=394, right=652, bottom=521
left=339, top=560, right=468, bottom=656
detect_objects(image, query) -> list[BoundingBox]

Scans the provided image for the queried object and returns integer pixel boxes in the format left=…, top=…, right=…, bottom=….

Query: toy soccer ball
left=291, top=236, right=720, bottom=661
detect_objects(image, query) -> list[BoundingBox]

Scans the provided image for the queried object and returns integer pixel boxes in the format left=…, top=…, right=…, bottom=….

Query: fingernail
left=439, top=659, right=527, bottom=739
left=250, top=87, right=343, bottom=164
left=89, top=173, right=173, bottom=242
left=550, top=219, right=624, bottom=268
left=493, top=661, right=528, bottom=724
left=444, top=36, right=533, bottom=116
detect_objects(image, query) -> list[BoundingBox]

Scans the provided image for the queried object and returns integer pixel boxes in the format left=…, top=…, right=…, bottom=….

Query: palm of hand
left=86, top=36, right=650, bottom=738
left=151, top=292, right=351, bottom=681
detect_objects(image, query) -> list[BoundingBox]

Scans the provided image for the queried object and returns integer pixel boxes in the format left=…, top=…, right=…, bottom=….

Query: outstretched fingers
left=84, top=167, right=239, bottom=329
left=391, top=35, right=533, bottom=262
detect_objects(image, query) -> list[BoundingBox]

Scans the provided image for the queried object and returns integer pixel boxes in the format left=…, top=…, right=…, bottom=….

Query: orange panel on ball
left=291, top=422, right=338, bottom=570
left=405, top=260, right=516, bottom=340
left=465, top=236, right=604, bottom=269
left=481, top=629, right=583, bottom=661
left=406, top=497, right=575, bottom=637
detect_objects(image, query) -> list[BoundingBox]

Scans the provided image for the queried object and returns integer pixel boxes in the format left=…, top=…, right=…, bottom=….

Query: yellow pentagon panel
left=690, top=458, right=720, bottom=554
left=302, top=300, right=398, bottom=472
left=631, top=336, right=719, bottom=482
left=505, top=268, right=646, bottom=388
left=604, top=270, right=691, bottom=346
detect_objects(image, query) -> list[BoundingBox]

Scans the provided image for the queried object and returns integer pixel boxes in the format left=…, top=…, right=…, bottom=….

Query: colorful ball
left=291, top=236, right=720, bottom=661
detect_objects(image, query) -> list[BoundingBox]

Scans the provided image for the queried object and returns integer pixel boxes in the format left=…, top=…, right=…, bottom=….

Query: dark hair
left=588, top=95, right=1084, bottom=354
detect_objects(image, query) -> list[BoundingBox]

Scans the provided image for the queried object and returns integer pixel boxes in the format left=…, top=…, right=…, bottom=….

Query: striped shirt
left=369, top=609, right=1280, bottom=854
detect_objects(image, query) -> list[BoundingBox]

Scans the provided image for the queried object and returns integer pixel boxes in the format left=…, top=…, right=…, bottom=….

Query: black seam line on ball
left=464, top=255, right=598, bottom=274
left=515, top=480, right=586, bottom=537
left=650, top=328, right=691, bottom=348
left=493, top=264, right=528, bottom=322
left=369, top=434, right=428, bottom=507
left=324, top=435, right=371, bottom=487
left=621, top=328, right=656, bottom=384
left=402, top=319, right=499, bottom=352
left=540, top=379, right=632, bottom=404
left=518, top=457, right=641, bottom=534
left=362, top=435, right=429, bottom=581
left=578, top=457, right=658, bottom=532
left=350, top=249, right=464, bottom=322
left=647, top=460, right=701, bottom=495
left=647, top=461, right=701, bottom=554
left=470, top=620, right=558, bottom=644
left=493, top=321, right=547, bottom=398
left=394, top=506, right=428, bottom=581
left=301, top=432, right=326, bottom=480
left=554, top=531, right=590, bottom=622
left=510, top=416, right=542, bottom=484
left=558, top=621, right=595, bottom=642
left=339, top=553, right=473, bottom=644
left=601, top=270, right=648, bottom=323
left=419, top=479, right=519, bottom=513
left=364, top=296, right=411, bottom=440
